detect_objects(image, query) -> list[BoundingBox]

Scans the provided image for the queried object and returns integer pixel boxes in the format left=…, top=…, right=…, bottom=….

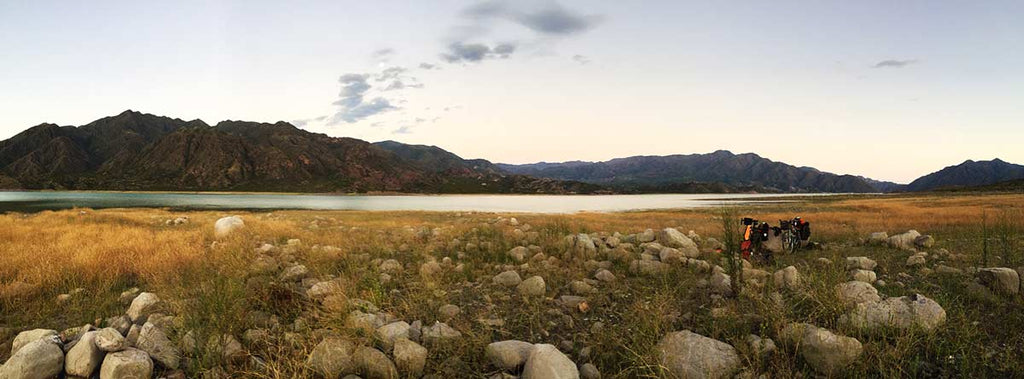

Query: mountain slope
left=499, top=150, right=879, bottom=193
left=906, top=159, right=1024, bottom=191
left=0, top=111, right=597, bottom=193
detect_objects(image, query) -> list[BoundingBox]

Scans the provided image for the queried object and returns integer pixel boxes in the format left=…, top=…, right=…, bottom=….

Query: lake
left=0, top=191, right=818, bottom=213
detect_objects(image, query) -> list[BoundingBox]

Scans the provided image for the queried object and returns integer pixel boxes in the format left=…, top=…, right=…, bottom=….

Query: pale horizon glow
left=2, top=1, right=1022, bottom=183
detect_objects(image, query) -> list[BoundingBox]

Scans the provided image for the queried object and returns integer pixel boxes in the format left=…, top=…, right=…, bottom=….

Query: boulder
left=746, top=334, right=776, bottom=359
left=99, top=348, right=153, bottom=379
left=135, top=322, right=181, bottom=369
left=486, top=340, right=535, bottom=371
left=779, top=323, right=862, bottom=374
left=421, top=321, right=461, bottom=344
left=868, top=232, right=889, bottom=244
left=307, top=279, right=345, bottom=299
left=307, top=337, right=357, bottom=378
left=660, top=247, right=685, bottom=264
left=393, top=338, right=428, bottom=378
left=914, top=235, right=935, bottom=248
left=655, top=330, right=740, bottom=379
left=977, top=268, right=1020, bottom=295
left=773, top=266, right=801, bottom=289
left=835, top=281, right=881, bottom=304
left=522, top=344, right=580, bottom=379
left=104, top=315, right=132, bottom=337
left=10, top=329, right=58, bottom=356
left=594, top=269, right=616, bottom=282
left=65, top=331, right=104, bottom=376
left=845, top=257, right=877, bottom=271
left=353, top=346, right=399, bottom=379
left=887, top=230, right=922, bottom=250
left=126, top=292, right=161, bottom=323
left=840, top=294, right=946, bottom=331
left=906, top=253, right=927, bottom=267
left=565, top=234, right=597, bottom=261
left=347, top=311, right=385, bottom=335
left=656, top=228, right=700, bottom=257
left=580, top=363, right=601, bottom=379
left=709, top=272, right=733, bottom=296
left=419, top=261, right=443, bottom=280
left=849, top=269, right=877, bottom=284
left=0, top=338, right=65, bottom=379
left=508, top=246, right=529, bottom=262
left=375, top=322, right=411, bottom=348
left=629, top=259, right=668, bottom=275
left=517, top=276, right=546, bottom=297
left=206, top=334, right=246, bottom=364
left=638, top=229, right=656, bottom=243
left=214, top=215, right=245, bottom=237
left=494, top=270, right=523, bottom=287
left=279, top=264, right=309, bottom=282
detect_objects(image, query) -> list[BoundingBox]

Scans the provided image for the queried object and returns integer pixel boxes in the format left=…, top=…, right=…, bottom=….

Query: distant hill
left=906, top=159, right=1024, bottom=192
left=498, top=151, right=880, bottom=193
left=0, top=111, right=600, bottom=194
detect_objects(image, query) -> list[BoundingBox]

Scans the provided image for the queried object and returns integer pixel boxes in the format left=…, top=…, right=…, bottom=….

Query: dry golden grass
left=0, top=192, right=1022, bottom=377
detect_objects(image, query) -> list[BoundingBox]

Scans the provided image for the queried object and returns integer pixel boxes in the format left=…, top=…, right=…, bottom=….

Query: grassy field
left=1, top=193, right=1023, bottom=377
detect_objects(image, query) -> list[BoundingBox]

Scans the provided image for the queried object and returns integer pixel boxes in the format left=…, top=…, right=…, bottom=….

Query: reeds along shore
left=0, top=193, right=1022, bottom=377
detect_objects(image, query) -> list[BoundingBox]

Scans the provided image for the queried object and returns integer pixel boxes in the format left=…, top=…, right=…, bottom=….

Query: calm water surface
left=0, top=191, right=821, bottom=213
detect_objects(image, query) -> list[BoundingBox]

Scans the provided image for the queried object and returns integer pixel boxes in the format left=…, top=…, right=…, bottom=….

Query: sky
left=1, top=1, right=1022, bottom=183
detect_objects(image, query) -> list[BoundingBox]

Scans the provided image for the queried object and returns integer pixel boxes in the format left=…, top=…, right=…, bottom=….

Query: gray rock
left=906, top=253, right=927, bottom=267
left=655, top=330, right=740, bottom=379
left=914, top=235, right=935, bottom=248
left=934, top=265, right=963, bottom=275
left=486, top=340, right=534, bottom=370
left=421, top=321, right=462, bottom=344
left=136, top=322, right=181, bottom=369
left=868, top=232, right=889, bottom=244
left=709, top=272, right=733, bottom=296
left=522, top=344, right=579, bottom=379
left=778, top=323, right=862, bottom=374
left=439, top=304, right=461, bottom=320
left=888, top=230, right=922, bottom=250
left=978, top=267, right=1020, bottom=295
left=214, top=215, right=245, bottom=237
left=279, top=264, right=309, bottom=282
left=10, top=329, right=58, bottom=356
left=570, top=280, right=596, bottom=295
left=99, top=348, right=153, bottom=379
left=353, top=346, right=399, bottom=379
left=306, top=279, right=344, bottom=299
left=119, top=287, right=141, bottom=304
left=105, top=315, right=132, bottom=336
left=849, top=269, right=877, bottom=283
left=656, top=228, right=700, bottom=258
left=206, top=334, right=246, bottom=364
left=126, top=292, right=161, bottom=323
left=0, top=338, right=65, bottom=379
left=840, top=294, right=947, bottom=331
left=565, top=234, right=597, bottom=261
left=773, top=266, right=801, bottom=289
left=594, top=269, right=616, bottom=282
left=629, top=259, right=668, bottom=275
left=393, top=338, right=428, bottom=378
left=375, top=321, right=411, bottom=348
left=95, top=327, right=127, bottom=352
left=517, top=276, right=546, bottom=297
left=347, top=310, right=385, bottom=335
left=379, top=259, right=403, bottom=273
left=638, top=229, right=656, bottom=243
left=845, top=257, right=877, bottom=271
left=746, top=334, right=776, bottom=359
left=580, top=363, right=601, bottom=379
left=494, top=270, right=523, bottom=287
left=307, top=337, right=357, bottom=378
left=419, top=260, right=443, bottom=280
left=66, top=331, right=105, bottom=376
left=508, top=246, right=530, bottom=262
left=125, top=324, right=141, bottom=347
left=835, top=281, right=881, bottom=304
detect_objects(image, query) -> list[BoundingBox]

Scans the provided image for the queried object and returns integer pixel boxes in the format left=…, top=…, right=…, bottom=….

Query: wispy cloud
left=372, top=48, right=395, bottom=61
left=328, top=74, right=397, bottom=124
left=572, top=54, right=590, bottom=65
left=440, top=42, right=518, bottom=63
left=873, top=59, right=918, bottom=68
left=463, top=1, right=600, bottom=36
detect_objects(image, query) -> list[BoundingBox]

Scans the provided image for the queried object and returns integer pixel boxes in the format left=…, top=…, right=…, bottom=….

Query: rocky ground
left=1, top=195, right=1023, bottom=378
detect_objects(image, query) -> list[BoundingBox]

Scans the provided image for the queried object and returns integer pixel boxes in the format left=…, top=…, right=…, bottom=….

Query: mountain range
left=0, top=111, right=1020, bottom=194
